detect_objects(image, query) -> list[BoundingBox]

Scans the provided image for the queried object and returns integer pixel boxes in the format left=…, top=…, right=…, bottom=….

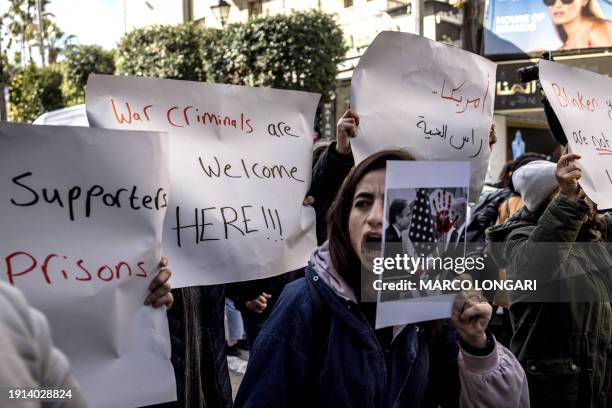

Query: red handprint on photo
left=431, top=189, right=456, bottom=234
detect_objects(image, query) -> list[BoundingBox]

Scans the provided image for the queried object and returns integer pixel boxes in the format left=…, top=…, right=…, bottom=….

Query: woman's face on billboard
left=547, top=0, right=585, bottom=25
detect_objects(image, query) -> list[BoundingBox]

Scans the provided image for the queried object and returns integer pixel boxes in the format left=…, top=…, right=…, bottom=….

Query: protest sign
left=351, top=31, right=497, bottom=201
left=539, top=60, right=612, bottom=209
left=86, top=75, right=320, bottom=287
left=375, top=161, right=470, bottom=329
left=0, top=123, right=176, bottom=408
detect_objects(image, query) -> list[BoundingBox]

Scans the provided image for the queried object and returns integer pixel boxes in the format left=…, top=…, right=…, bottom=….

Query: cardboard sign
left=539, top=60, right=612, bottom=209
left=86, top=75, right=320, bottom=287
left=0, top=123, right=176, bottom=408
left=351, top=31, right=497, bottom=201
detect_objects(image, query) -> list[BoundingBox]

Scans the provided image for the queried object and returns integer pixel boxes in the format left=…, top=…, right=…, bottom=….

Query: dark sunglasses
left=543, top=0, right=575, bottom=5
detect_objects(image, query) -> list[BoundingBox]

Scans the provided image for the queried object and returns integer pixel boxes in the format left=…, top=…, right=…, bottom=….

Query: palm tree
left=44, top=20, right=75, bottom=64
left=2, top=0, right=73, bottom=66
left=2, top=0, right=37, bottom=65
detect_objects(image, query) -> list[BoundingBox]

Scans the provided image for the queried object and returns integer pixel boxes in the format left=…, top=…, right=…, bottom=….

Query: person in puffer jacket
left=487, top=155, right=611, bottom=408
left=235, top=150, right=529, bottom=408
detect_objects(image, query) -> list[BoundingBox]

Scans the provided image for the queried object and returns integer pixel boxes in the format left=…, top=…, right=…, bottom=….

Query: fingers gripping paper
left=86, top=75, right=320, bottom=287
left=539, top=60, right=612, bottom=209
left=0, top=123, right=175, bottom=408
left=351, top=31, right=497, bottom=201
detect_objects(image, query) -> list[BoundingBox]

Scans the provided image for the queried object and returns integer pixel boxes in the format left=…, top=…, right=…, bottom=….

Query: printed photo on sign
left=375, top=161, right=470, bottom=329
left=380, top=187, right=468, bottom=302
left=0, top=123, right=175, bottom=408
left=86, top=75, right=320, bottom=287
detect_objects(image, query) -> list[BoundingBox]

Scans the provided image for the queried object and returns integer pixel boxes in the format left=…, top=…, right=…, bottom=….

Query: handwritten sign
left=351, top=31, right=497, bottom=201
left=539, top=60, right=612, bottom=209
left=0, top=123, right=175, bottom=408
left=86, top=75, right=320, bottom=287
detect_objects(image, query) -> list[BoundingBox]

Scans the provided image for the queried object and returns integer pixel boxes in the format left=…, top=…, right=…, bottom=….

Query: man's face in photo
left=395, top=207, right=411, bottom=230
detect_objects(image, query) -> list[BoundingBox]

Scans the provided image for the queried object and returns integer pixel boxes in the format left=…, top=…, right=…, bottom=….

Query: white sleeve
left=0, top=282, right=88, bottom=408
left=458, top=341, right=530, bottom=408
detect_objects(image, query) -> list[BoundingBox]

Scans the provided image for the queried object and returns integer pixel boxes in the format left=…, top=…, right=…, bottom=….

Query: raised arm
left=308, top=110, right=357, bottom=244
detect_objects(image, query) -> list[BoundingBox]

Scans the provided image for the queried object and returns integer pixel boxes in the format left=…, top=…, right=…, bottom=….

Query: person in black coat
left=309, top=110, right=358, bottom=245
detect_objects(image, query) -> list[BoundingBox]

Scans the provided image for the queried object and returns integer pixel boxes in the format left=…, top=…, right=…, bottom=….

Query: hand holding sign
left=555, top=153, right=583, bottom=200
left=145, top=257, right=174, bottom=309
left=452, top=291, right=491, bottom=350
left=489, top=123, right=497, bottom=148
left=336, top=109, right=360, bottom=155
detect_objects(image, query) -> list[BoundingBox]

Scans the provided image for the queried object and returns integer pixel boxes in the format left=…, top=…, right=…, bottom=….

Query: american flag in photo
left=408, top=188, right=436, bottom=256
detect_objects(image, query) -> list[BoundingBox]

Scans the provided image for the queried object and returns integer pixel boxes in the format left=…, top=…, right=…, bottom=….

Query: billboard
left=485, top=0, right=612, bottom=56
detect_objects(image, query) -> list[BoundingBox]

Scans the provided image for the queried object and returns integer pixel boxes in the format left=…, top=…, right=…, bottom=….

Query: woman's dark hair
left=388, top=199, right=408, bottom=225
left=326, top=149, right=414, bottom=281
left=495, top=160, right=515, bottom=188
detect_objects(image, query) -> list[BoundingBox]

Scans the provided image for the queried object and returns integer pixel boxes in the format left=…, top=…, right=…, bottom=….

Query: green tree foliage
left=44, top=20, right=75, bottom=65
left=2, top=0, right=37, bottom=65
left=114, top=11, right=345, bottom=102
left=204, top=11, right=346, bottom=102
left=115, top=22, right=209, bottom=81
left=61, top=44, right=115, bottom=106
left=8, top=64, right=63, bottom=122
left=0, top=46, right=12, bottom=85
left=2, top=0, right=71, bottom=66
left=6, top=10, right=346, bottom=121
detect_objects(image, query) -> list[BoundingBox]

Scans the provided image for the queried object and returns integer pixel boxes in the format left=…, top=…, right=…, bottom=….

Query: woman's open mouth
left=362, top=233, right=382, bottom=260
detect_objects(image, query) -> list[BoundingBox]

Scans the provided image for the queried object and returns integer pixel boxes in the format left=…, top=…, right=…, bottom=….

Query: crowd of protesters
left=1, top=105, right=610, bottom=408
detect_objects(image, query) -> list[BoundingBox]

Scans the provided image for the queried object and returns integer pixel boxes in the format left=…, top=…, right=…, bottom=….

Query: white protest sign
left=539, top=60, right=612, bottom=209
left=86, top=75, right=320, bottom=287
left=351, top=31, right=497, bottom=201
left=0, top=123, right=176, bottom=408
left=376, top=161, right=470, bottom=329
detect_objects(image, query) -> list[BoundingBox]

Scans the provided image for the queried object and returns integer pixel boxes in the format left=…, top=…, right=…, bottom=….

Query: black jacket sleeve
left=308, top=142, right=354, bottom=244
left=476, top=187, right=512, bottom=230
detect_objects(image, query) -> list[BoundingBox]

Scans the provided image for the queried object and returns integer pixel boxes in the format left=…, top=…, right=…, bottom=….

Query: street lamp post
left=211, top=0, right=231, bottom=27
